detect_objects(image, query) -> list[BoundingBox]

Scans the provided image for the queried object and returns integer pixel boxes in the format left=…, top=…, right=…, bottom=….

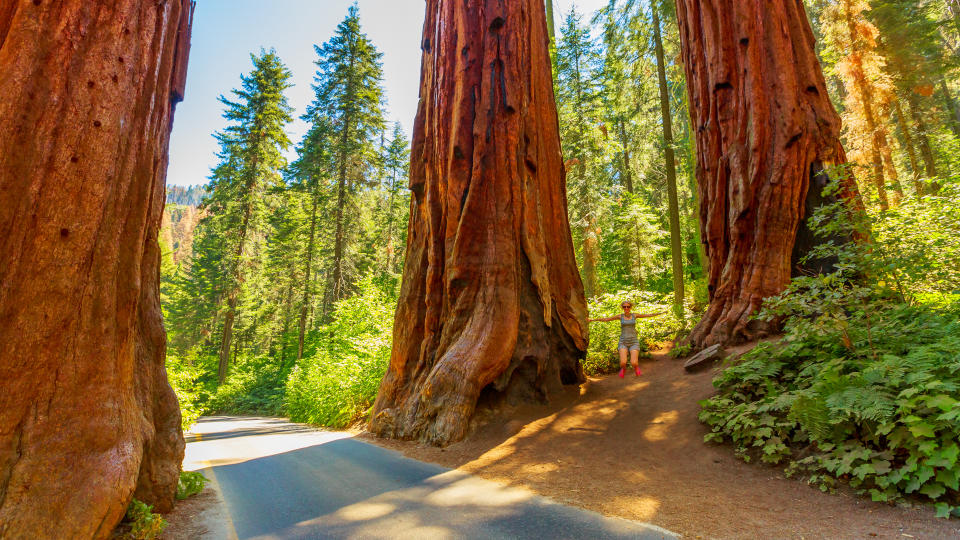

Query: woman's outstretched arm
left=636, top=311, right=667, bottom=318
left=587, top=315, right=620, bottom=323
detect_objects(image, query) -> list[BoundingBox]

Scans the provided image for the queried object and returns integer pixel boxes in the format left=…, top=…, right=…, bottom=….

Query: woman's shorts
left=618, top=341, right=641, bottom=352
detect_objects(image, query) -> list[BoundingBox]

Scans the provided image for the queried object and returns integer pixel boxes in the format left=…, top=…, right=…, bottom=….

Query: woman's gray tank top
left=620, top=315, right=638, bottom=342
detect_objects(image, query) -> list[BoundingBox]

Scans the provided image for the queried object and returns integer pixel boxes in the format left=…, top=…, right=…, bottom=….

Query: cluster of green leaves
left=284, top=277, right=395, bottom=427
left=176, top=471, right=207, bottom=501
left=205, top=354, right=288, bottom=416
left=122, top=500, right=167, bottom=540
left=700, top=178, right=960, bottom=517
left=871, top=180, right=960, bottom=296
left=165, top=354, right=206, bottom=431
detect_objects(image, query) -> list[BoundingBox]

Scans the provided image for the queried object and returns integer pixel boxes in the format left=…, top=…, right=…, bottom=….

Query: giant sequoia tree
left=674, top=0, right=860, bottom=347
left=0, top=0, right=192, bottom=537
left=370, top=0, right=588, bottom=445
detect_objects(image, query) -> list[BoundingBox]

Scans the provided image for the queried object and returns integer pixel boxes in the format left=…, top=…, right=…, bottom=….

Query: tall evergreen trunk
left=577, top=162, right=600, bottom=300
left=892, top=98, right=924, bottom=196
left=331, top=109, right=353, bottom=303
left=652, top=5, right=685, bottom=315
left=680, top=76, right=710, bottom=276
left=219, top=297, right=238, bottom=383
left=937, top=75, right=960, bottom=138
left=675, top=0, right=861, bottom=347
left=279, top=264, right=296, bottom=366
left=566, top=37, right=600, bottom=300
left=878, top=127, right=904, bottom=203
left=371, top=0, right=587, bottom=445
left=297, top=191, right=319, bottom=361
left=617, top=120, right=634, bottom=193
left=907, top=93, right=940, bottom=191
left=616, top=120, right=644, bottom=285
left=545, top=0, right=555, bottom=44
left=331, top=159, right=349, bottom=302
left=0, top=1, right=192, bottom=535
left=385, top=170, right=398, bottom=271
left=218, top=166, right=257, bottom=384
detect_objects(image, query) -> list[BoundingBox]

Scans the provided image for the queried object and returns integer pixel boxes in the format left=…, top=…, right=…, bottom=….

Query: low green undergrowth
left=176, top=470, right=207, bottom=500
left=123, top=499, right=167, bottom=540
left=701, top=303, right=960, bottom=516
left=700, top=178, right=960, bottom=517
left=284, top=277, right=393, bottom=427
left=166, top=354, right=206, bottom=431
left=205, top=354, right=288, bottom=416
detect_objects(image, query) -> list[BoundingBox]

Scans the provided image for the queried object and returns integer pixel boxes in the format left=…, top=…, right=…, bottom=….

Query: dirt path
left=363, top=350, right=960, bottom=539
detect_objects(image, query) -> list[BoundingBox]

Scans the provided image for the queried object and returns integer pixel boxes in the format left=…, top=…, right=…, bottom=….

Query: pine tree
left=288, top=118, right=335, bottom=360
left=595, top=0, right=672, bottom=289
left=205, top=50, right=293, bottom=382
left=870, top=0, right=949, bottom=193
left=307, top=5, right=386, bottom=310
left=651, top=1, right=685, bottom=316
left=380, top=123, right=411, bottom=275
left=820, top=0, right=904, bottom=209
left=556, top=7, right=605, bottom=299
left=597, top=2, right=651, bottom=285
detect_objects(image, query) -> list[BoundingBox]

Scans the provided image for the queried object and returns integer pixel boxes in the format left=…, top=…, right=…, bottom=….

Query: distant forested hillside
left=161, top=204, right=202, bottom=264
left=166, top=184, right=207, bottom=206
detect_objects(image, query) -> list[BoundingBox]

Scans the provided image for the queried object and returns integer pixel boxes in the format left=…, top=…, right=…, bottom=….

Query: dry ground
left=362, top=348, right=960, bottom=539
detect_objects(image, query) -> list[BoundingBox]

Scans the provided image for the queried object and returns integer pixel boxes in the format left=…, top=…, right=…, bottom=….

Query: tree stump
left=674, top=0, right=861, bottom=348
left=369, top=0, right=588, bottom=446
left=0, top=1, right=192, bottom=537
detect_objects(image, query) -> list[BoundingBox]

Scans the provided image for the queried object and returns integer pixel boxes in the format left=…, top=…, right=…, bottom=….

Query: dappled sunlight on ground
left=364, top=350, right=960, bottom=539
left=333, top=501, right=396, bottom=521
left=642, top=410, right=679, bottom=442
left=609, top=495, right=661, bottom=521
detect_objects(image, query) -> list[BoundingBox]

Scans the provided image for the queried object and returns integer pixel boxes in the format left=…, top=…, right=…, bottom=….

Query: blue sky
left=167, top=0, right=607, bottom=187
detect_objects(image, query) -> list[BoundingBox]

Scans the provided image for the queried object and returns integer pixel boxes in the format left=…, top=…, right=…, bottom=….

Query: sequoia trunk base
left=675, top=0, right=860, bottom=348
left=369, top=0, right=587, bottom=446
left=0, top=1, right=192, bottom=537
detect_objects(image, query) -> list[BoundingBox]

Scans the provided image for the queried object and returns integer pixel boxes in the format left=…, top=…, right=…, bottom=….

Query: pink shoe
left=618, top=368, right=625, bottom=378
left=635, top=367, right=643, bottom=377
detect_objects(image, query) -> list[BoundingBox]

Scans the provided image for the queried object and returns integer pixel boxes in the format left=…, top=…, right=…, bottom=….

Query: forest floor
left=362, top=345, right=960, bottom=539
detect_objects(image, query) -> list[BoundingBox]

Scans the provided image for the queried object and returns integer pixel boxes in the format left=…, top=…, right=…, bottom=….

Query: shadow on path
left=191, top=417, right=674, bottom=539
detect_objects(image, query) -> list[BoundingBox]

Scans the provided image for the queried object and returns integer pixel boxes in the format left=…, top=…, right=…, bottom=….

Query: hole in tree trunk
left=477, top=357, right=546, bottom=412
left=791, top=161, right=842, bottom=277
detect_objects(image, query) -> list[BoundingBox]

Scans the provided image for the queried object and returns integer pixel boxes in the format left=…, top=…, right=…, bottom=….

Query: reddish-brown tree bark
left=0, top=1, right=192, bottom=537
left=675, top=0, right=860, bottom=348
left=370, top=0, right=587, bottom=446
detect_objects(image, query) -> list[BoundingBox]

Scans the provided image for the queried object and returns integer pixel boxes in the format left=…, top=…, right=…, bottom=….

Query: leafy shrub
left=284, top=277, right=394, bottom=427
left=165, top=352, right=207, bottom=431
left=872, top=180, right=960, bottom=297
left=584, top=289, right=691, bottom=375
left=700, top=178, right=960, bottom=517
left=123, top=499, right=167, bottom=540
left=176, top=470, right=207, bottom=500
left=206, top=353, right=287, bottom=416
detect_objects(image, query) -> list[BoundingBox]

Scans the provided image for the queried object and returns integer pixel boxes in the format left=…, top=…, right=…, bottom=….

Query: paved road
left=184, top=417, right=675, bottom=540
